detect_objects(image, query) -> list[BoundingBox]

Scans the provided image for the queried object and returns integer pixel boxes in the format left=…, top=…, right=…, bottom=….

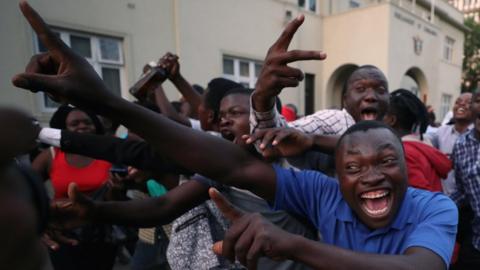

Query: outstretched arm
left=209, top=188, right=447, bottom=270
left=12, top=1, right=276, bottom=202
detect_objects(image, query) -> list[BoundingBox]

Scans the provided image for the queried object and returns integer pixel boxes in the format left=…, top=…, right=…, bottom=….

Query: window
left=222, top=56, right=262, bottom=88
left=440, top=94, right=452, bottom=120
left=298, top=0, right=317, bottom=13
left=34, top=28, right=124, bottom=110
left=443, top=36, right=455, bottom=62
left=349, top=0, right=360, bottom=8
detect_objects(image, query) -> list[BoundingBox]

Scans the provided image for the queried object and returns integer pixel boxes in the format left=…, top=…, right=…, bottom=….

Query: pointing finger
left=19, top=1, right=69, bottom=56
left=209, top=188, right=243, bottom=221
left=271, top=14, right=304, bottom=52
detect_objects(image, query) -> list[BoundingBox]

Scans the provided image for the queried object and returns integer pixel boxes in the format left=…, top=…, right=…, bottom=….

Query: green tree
left=462, top=18, right=480, bottom=93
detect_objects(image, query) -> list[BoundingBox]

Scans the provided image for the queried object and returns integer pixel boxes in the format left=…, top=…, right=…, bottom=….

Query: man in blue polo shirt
left=209, top=121, right=457, bottom=269
left=13, top=2, right=457, bottom=269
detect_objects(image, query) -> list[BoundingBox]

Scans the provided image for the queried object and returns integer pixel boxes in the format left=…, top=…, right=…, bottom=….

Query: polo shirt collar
left=334, top=189, right=414, bottom=231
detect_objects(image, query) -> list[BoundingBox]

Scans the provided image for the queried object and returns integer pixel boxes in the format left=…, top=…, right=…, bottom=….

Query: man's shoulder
left=406, top=188, right=457, bottom=220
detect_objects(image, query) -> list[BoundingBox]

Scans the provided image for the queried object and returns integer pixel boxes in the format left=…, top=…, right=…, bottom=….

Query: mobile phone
left=110, top=165, right=128, bottom=177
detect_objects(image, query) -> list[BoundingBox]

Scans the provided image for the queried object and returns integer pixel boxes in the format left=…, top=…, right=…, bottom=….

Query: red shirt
left=403, top=141, right=451, bottom=192
left=50, top=148, right=111, bottom=199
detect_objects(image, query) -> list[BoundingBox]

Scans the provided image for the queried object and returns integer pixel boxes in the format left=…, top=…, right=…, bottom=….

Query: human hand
left=12, top=2, right=117, bottom=114
left=41, top=229, right=78, bottom=250
left=0, top=107, right=40, bottom=163
left=242, top=127, right=313, bottom=158
left=158, top=52, right=180, bottom=81
left=253, top=14, right=326, bottom=111
left=210, top=188, right=295, bottom=269
left=49, top=183, right=95, bottom=230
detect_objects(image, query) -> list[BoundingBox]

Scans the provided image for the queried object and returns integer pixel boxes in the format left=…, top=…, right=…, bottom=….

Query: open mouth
left=359, top=189, right=392, bottom=217
left=360, top=108, right=378, bottom=121
left=455, top=107, right=467, bottom=116
left=220, top=130, right=235, bottom=142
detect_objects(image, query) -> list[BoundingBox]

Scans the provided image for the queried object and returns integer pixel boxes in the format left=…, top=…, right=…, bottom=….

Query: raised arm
left=153, top=84, right=192, bottom=127
left=12, top=1, right=276, bottom=202
left=161, top=52, right=202, bottom=118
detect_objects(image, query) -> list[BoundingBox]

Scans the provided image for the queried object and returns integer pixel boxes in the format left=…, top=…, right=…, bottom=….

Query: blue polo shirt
left=273, top=166, right=458, bottom=267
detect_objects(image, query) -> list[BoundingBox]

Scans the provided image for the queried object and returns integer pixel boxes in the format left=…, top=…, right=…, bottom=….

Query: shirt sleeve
left=272, top=165, right=340, bottom=228
left=189, top=118, right=203, bottom=131
left=403, top=194, right=458, bottom=268
left=249, top=95, right=287, bottom=134
left=289, top=110, right=354, bottom=135
left=38, top=128, right=62, bottom=147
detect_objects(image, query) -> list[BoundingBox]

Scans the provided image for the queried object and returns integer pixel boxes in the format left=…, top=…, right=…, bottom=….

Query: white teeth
left=360, top=190, right=389, bottom=199
left=364, top=206, right=388, bottom=215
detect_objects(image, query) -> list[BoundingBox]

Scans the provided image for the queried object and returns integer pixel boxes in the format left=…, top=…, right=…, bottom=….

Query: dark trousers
left=49, top=242, right=118, bottom=270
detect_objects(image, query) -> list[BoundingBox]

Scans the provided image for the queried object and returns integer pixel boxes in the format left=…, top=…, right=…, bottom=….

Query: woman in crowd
left=32, top=104, right=117, bottom=270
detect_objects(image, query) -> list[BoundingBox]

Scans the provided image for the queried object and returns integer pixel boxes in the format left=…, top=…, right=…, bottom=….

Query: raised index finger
left=19, top=1, right=68, bottom=55
left=209, top=188, right=243, bottom=221
left=271, top=14, right=305, bottom=52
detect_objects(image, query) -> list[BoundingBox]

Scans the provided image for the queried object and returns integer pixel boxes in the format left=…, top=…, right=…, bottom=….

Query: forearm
left=290, top=235, right=441, bottom=270
left=153, top=85, right=191, bottom=127
left=310, top=134, right=339, bottom=154
left=103, top=97, right=275, bottom=199
left=251, top=91, right=276, bottom=113
left=93, top=184, right=209, bottom=227
left=172, top=75, right=202, bottom=117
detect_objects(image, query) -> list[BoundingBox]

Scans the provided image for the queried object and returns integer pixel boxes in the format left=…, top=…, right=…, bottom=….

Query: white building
left=449, top=0, right=480, bottom=22
left=0, top=0, right=465, bottom=122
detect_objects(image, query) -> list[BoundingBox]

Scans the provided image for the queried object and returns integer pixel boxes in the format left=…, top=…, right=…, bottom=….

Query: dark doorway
left=305, top=73, right=315, bottom=115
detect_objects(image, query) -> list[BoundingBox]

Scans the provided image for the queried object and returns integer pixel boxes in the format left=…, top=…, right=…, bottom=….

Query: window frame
left=298, top=0, right=318, bottom=13
left=33, top=28, right=125, bottom=112
left=443, top=36, right=455, bottom=62
left=222, top=56, right=263, bottom=88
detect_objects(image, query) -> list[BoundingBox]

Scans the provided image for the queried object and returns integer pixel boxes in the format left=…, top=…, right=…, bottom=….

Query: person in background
left=32, top=105, right=117, bottom=270
left=449, top=91, right=480, bottom=269
left=428, top=92, right=473, bottom=196
left=383, top=89, right=451, bottom=192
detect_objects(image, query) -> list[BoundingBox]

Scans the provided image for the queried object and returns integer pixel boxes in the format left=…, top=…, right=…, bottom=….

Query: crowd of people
left=2, top=2, right=480, bottom=269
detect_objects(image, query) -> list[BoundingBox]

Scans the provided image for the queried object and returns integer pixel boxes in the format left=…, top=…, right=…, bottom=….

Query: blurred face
left=343, top=68, right=389, bottom=122
left=219, top=94, right=250, bottom=144
left=471, top=93, right=480, bottom=138
left=65, top=110, right=95, bottom=134
left=336, top=128, right=407, bottom=229
left=453, top=93, right=472, bottom=122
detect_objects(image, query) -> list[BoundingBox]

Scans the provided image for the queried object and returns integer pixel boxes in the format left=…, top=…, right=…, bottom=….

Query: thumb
left=208, top=188, right=243, bottom=221
left=67, top=183, right=86, bottom=204
left=12, top=73, right=62, bottom=95
left=212, top=240, right=223, bottom=256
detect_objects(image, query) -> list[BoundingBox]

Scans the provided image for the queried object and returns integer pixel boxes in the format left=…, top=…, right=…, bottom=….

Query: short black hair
left=387, top=89, right=429, bottom=139
left=341, top=65, right=386, bottom=98
left=223, top=87, right=254, bottom=98
left=204, top=78, right=244, bottom=121
left=49, top=105, right=105, bottom=135
left=336, top=120, right=402, bottom=151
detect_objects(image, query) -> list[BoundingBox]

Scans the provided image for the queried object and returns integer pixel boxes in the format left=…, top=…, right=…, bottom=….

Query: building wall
left=1, top=0, right=176, bottom=122
left=0, top=0, right=464, bottom=122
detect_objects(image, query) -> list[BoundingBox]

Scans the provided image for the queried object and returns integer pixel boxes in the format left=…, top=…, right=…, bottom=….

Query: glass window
left=223, top=58, right=234, bottom=75
left=222, top=56, right=262, bottom=88
left=443, top=36, right=455, bottom=62
left=349, top=0, right=360, bottom=8
left=308, top=0, right=316, bottom=12
left=70, top=35, right=91, bottom=58
left=34, top=29, right=124, bottom=110
left=298, top=0, right=305, bottom=8
left=441, top=94, right=452, bottom=120
left=99, top=37, right=120, bottom=62
left=255, top=63, right=263, bottom=77
left=102, top=67, right=121, bottom=96
left=240, top=61, right=250, bottom=77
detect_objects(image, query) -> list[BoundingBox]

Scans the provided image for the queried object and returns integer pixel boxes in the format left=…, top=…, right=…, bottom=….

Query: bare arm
left=153, top=84, right=191, bottom=127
